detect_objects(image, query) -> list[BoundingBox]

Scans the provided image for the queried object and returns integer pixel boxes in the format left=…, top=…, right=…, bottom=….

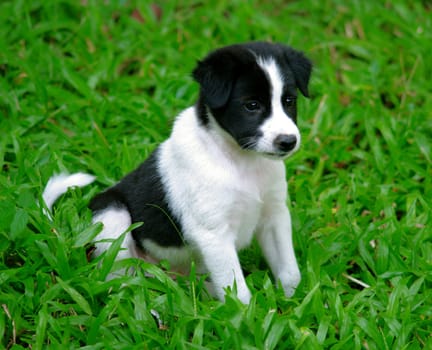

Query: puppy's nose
left=274, top=134, right=297, bottom=152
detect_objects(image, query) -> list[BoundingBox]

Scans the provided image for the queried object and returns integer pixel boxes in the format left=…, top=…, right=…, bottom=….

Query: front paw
left=279, top=270, right=301, bottom=297
left=237, top=287, right=252, bottom=304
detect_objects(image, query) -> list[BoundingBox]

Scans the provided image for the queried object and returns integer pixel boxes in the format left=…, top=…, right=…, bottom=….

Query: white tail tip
left=42, top=172, right=96, bottom=213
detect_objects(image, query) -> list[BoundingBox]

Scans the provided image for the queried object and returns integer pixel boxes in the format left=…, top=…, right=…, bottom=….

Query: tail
left=42, top=173, right=96, bottom=215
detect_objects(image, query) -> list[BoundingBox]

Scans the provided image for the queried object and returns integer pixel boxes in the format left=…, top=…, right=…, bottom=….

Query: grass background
left=1, top=0, right=431, bottom=348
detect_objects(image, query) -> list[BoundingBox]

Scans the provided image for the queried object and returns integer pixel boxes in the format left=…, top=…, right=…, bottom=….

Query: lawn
left=1, top=0, right=431, bottom=349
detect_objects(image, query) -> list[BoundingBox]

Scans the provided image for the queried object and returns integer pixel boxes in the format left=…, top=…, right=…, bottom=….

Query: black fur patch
left=89, top=149, right=184, bottom=247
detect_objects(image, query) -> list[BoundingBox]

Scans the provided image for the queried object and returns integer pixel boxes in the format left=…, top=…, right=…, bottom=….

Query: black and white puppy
left=43, top=42, right=312, bottom=304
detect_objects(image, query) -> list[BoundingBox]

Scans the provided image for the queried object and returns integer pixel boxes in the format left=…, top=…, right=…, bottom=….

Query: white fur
left=92, top=207, right=134, bottom=259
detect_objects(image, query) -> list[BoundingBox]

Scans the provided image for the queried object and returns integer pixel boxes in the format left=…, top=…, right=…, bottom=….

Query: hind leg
left=92, top=206, right=138, bottom=277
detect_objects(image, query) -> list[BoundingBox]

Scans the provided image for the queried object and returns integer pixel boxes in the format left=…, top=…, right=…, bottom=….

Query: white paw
left=279, top=270, right=301, bottom=297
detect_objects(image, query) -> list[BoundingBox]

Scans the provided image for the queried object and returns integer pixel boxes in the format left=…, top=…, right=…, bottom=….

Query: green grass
left=1, top=0, right=431, bottom=348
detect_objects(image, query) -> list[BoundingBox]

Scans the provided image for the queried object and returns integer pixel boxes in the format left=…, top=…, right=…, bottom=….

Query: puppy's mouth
left=263, top=151, right=292, bottom=159
left=239, top=141, right=294, bottom=159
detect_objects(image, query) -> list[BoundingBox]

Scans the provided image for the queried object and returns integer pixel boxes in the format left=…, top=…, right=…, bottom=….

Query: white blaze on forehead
left=256, top=57, right=284, bottom=106
left=254, top=57, right=301, bottom=156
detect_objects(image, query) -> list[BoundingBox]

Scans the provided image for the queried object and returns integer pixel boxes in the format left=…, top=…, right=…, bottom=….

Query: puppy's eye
left=244, top=101, right=262, bottom=112
left=283, top=96, right=296, bottom=107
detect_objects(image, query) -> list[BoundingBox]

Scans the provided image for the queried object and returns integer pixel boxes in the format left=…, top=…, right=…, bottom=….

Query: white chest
left=159, top=108, right=288, bottom=251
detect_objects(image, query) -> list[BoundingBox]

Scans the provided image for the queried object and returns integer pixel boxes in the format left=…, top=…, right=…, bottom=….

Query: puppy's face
left=193, top=42, right=312, bottom=159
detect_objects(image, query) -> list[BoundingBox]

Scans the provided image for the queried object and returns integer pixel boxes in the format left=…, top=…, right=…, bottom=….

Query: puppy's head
left=193, top=42, right=312, bottom=159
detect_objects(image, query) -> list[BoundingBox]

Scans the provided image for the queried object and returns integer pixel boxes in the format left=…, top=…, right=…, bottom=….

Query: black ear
left=192, top=57, right=233, bottom=109
left=283, top=47, right=312, bottom=97
left=192, top=47, right=254, bottom=109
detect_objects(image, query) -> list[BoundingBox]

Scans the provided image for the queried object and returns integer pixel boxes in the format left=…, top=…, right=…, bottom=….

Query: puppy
left=43, top=42, right=312, bottom=304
